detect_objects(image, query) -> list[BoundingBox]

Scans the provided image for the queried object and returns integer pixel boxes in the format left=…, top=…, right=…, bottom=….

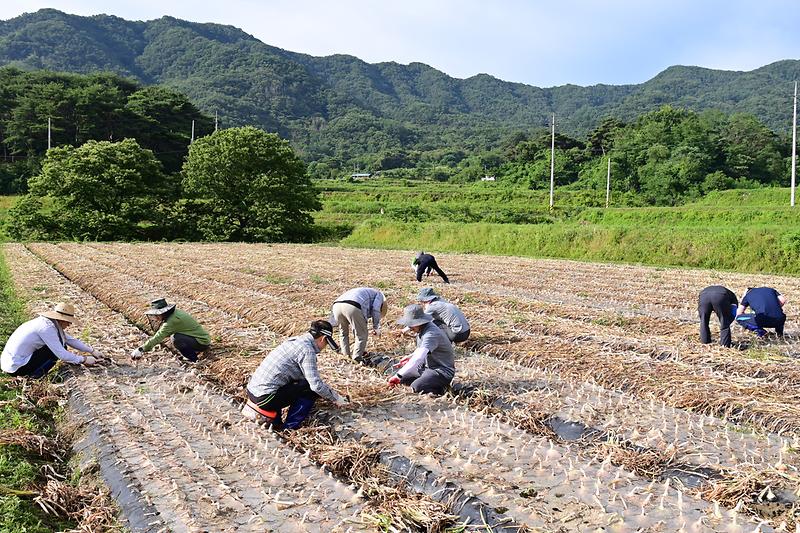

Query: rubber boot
left=283, top=397, right=316, bottom=430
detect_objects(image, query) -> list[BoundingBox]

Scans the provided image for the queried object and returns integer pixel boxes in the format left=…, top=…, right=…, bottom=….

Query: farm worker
left=734, top=287, right=787, bottom=338
left=416, top=287, right=471, bottom=343
left=698, top=285, right=738, bottom=347
left=1, top=303, right=101, bottom=378
left=330, top=287, right=387, bottom=363
left=242, top=320, right=348, bottom=429
left=413, top=252, right=450, bottom=284
left=388, top=304, right=455, bottom=395
left=130, top=298, right=210, bottom=362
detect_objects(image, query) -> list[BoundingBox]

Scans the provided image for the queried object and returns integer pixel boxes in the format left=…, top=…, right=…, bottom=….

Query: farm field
left=4, top=241, right=800, bottom=531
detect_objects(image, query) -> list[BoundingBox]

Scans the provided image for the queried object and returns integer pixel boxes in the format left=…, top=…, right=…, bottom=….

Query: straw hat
left=396, top=304, right=433, bottom=328
left=144, top=298, right=177, bottom=316
left=39, top=302, right=78, bottom=324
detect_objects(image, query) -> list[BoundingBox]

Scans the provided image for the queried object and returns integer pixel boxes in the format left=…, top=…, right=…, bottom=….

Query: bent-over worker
left=416, top=287, right=470, bottom=343
left=131, top=299, right=210, bottom=362
left=331, top=287, right=387, bottom=363
left=388, top=305, right=455, bottom=395
left=242, top=320, right=348, bottom=429
left=413, top=252, right=450, bottom=284
left=1, top=303, right=100, bottom=378
left=735, top=287, right=787, bottom=338
left=698, top=285, right=738, bottom=347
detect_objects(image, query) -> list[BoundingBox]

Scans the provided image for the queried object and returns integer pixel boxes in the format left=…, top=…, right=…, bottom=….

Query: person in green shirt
left=130, top=298, right=210, bottom=362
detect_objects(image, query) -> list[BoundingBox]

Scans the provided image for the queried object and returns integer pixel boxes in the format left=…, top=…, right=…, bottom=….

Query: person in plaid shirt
left=242, top=320, right=349, bottom=429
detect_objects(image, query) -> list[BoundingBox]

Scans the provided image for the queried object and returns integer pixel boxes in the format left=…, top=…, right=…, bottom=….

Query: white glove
left=91, top=349, right=104, bottom=359
left=334, top=399, right=350, bottom=408
left=130, top=348, right=143, bottom=360
left=83, top=355, right=97, bottom=366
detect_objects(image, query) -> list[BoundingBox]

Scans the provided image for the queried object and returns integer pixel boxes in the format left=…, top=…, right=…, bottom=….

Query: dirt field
left=5, top=242, right=800, bottom=532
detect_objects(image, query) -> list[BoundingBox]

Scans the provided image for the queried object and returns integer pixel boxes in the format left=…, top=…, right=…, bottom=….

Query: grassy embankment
left=0, top=249, right=76, bottom=532
left=316, top=181, right=800, bottom=275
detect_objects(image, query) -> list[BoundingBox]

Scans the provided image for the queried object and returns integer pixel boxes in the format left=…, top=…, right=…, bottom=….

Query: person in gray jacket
left=331, top=287, right=387, bottom=363
left=388, top=305, right=455, bottom=395
left=416, top=287, right=470, bottom=343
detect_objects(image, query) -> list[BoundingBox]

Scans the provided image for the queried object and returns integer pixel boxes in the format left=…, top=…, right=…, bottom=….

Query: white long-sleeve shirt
left=332, top=287, right=385, bottom=330
left=1, top=316, right=92, bottom=373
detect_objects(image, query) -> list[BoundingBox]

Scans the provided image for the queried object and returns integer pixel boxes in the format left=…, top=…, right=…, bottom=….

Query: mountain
left=1, top=8, right=798, bottom=167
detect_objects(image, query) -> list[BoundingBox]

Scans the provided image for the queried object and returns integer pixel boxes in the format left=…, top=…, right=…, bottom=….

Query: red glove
left=393, top=357, right=410, bottom=369
left=388, top=375, right=401, bottom=388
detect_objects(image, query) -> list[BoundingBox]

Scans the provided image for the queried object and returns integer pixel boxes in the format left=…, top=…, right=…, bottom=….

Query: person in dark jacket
left=735, top=287, right=787, bottom=338
left=698, top=285, right=738, bottom=347
left=413, top=252, right=449, bottom=284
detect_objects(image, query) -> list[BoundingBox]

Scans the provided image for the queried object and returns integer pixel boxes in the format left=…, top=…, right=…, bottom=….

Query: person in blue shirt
left=734, top=287, right=787, bottom=338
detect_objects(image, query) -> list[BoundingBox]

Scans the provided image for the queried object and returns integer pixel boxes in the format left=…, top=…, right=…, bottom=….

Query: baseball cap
left=310, top=320, right=340, bottom=352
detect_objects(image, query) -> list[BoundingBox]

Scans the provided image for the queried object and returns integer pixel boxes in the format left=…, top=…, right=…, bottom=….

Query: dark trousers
left=698, top=294, right=735, bottom=347
left=247, top=380, right=318, bottom=429
left=416, top=260, right=449, bottom=284
left=737, top=314, right=785, bottom=337
left=400, top=368, right=452, bottom=396
left=10, top=346, right=59, bottom=379
left=172, top=333, right=209, bottom=362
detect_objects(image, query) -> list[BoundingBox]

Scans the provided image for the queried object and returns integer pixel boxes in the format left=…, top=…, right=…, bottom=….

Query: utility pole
left=606, top=156, right=611, bottom=208
left=792, top=81, right=797, bottom=207
left=550, top=113, right=555, bottom=209
left=190, top=120, right=195, bottom=144
left=215, top=111, right=219, bottom=132
left=47, top=117, right=51, bottom=150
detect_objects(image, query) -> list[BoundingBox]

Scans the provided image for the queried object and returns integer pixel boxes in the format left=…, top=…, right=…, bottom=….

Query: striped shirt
left=425, top=300, right=469, bottom=334
left=332, top=287, right=385, bottom=329
left=246, top=333, right=344, bottom=403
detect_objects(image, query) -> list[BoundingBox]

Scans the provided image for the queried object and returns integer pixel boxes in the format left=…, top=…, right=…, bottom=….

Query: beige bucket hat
left=39, top=302, right=79, bottom=324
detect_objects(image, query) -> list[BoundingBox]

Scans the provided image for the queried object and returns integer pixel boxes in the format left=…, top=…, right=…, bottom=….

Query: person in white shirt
left=330, top=287, right=387, bottom=363
left=1, top=303, right=101, bottom=378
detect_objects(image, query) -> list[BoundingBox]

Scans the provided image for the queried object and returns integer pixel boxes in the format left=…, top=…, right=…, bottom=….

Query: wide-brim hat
left=144, top=298, right=177, bottom=316
left=39, top=302, right=79, bottom=324
left=380, top=297, right=388, bottom=318
left=396, top=304, right=433, bottom=328
left=310, top=320, right=340, bottom=352
left=416, top=287, right=439, bottom=302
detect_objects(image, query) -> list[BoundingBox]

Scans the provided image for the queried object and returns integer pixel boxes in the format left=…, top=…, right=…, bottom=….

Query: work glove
left=83, top=355, right=97, bottom=366
left=373, top=328, right=382, bottom=338
left=130, top=348, right=143, bottom=360
left=387, top=375, right=402, bottom=388
left=90, top=349, right=104, bottom=359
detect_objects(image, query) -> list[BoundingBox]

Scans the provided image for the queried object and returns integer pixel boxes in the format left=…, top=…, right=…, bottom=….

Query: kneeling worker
left=417, top=288, right=470, bottom=343
left=735, top=287, right=787, bottom=338
left=243, top=320, right=348, bottom=429
left=388, top=305, right=455, bottom=395
left=1, top=303, right=100, bottom=378
left=131, top=299, right=210, bottom=362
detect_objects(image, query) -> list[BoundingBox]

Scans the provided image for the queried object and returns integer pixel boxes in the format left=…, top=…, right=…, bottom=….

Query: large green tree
left=182, top=126, right=320, bottom=242
left=7, top=138, right=167, bottom=240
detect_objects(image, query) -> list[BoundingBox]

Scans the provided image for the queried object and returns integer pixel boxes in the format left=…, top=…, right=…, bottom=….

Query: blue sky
left=3, top=1, right=799, bottom=87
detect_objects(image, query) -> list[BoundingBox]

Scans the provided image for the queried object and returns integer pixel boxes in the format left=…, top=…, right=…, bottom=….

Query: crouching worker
left=698, top=285, right=738, bottom=347
left=130, top=299, right=210, bottom=362
left=417, top=288, right=470, bottom=343
left=735, top=287, right=787, bottom=338
left=1, top=303, right=101, bottom=379
left=242, top=320, right=349, bottom=429
left=388, top=305, right=455, bottom=395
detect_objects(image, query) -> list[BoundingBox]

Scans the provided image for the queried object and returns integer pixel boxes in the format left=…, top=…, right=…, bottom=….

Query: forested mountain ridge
left=1, top=8, right=799, bottom=170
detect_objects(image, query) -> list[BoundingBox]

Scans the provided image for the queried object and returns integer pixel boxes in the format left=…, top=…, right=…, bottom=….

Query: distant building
left=351, top=173, right=372, bottom=180
left=481, top=175, right=496, bottom=182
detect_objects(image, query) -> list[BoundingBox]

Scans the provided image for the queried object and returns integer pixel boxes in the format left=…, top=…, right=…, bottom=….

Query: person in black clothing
left=698, top=285, right=738, bottom=347
left=735, top=287, right=787, bottom=338
left=413, top=252, right=449, bottom=284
